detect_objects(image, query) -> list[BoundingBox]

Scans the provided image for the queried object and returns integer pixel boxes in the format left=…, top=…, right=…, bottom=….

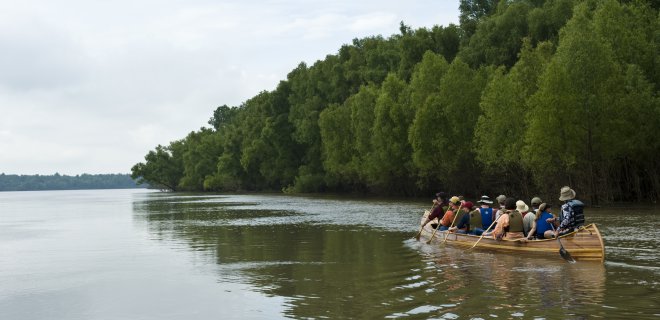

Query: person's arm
left=527, top=220, right=537, bottom=240
left=558, top=206, right=573, bottom=231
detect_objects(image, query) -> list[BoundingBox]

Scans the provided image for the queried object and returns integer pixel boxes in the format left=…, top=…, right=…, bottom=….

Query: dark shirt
left=428, top=204, right=446, bottom=221
left=455, top=211, right=470, bottom=230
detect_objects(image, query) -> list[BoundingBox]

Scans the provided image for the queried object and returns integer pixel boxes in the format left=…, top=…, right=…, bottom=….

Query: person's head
left=477, top=195, right=493, bottom=207
left=462, top=201, right=474, bottom=212
left=449, top=196, right=461, bottom=208
left=531, top=197, right=542, bottom=208
left=516, top=200, right=529, bottom=213
left=496, top=194, right=506, bottom=206
left=504, top=197, right=516, bottom=210
left=436, top=192, right=447, bottom=202
left=559, top=186, right=576, bottom=202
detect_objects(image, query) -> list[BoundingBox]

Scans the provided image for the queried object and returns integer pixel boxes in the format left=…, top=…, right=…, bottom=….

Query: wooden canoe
left=419, top=210, right=605, bottom=262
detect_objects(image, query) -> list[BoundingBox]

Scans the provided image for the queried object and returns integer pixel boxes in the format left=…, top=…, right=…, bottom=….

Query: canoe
left=418, top=210, right=605, bottom=262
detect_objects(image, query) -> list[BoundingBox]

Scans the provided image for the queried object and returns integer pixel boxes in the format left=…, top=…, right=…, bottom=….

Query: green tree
left=408, top=51, right=450, bottom=185
left=524, top=4, right=624, bottom=203
left=131, top=143, right=184, bottom=191
left=368, top=73, right=414, bottom=193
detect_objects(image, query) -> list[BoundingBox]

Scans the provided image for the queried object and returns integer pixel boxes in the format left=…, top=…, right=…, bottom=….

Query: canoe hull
left=419, top=211, right=605, bottom=262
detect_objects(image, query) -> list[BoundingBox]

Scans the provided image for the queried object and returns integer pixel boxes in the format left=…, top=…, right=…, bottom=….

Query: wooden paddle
left=469, top=214, right=501, bottom=249
left=552, top=225, right=576, bottom=263
left=414, top=204, right=437, bottom=241
left=425, top=204, right=456, bottom=244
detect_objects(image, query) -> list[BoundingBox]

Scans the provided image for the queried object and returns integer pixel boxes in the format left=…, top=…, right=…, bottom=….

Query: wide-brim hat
left=477, top=195, right=493, bottom=204
left=559, top=186, right=576, bottom=201
left=516, top=200, right=529, bottom=212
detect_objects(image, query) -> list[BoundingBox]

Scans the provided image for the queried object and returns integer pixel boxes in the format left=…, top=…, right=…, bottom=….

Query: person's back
left=535, top=205, right=555, bottom=239
left=558, top=186, right=585, bottom=236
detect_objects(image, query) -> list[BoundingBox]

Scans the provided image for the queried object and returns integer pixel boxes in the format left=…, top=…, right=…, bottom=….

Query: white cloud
left=0, top=0, right=459, bottom=175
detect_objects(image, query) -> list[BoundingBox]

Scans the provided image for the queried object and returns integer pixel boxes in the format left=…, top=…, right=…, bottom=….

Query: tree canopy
left=132, top=0, right=659, bottom=203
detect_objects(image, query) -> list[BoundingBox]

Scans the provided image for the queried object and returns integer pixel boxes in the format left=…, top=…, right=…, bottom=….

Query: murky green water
left=1, top=189, right=658, bottom=319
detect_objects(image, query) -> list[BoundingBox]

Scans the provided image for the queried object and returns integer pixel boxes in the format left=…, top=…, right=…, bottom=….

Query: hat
left=496, top=195, right=506, bottom=203
left=559, top=186, right=576, bottom=201
left=477, top=195, right=493, bottom=204
left=449, top=196, right=461, bottom=205
left=531, top=197, right=542, bottom=206
left=462, top=201, right=474, bottom=210
left=435, top=192, right=447, bottom=200
left=516, top=200, right=529, bottom=212
left=504, top=198, right=516, bottom=210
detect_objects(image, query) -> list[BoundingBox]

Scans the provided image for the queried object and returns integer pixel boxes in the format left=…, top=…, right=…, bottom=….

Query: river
left=0, top=189, right=658, bottom=319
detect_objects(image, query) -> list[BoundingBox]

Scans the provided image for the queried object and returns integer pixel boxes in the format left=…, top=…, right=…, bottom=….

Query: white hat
left=516, top=200, right=529, bottom=212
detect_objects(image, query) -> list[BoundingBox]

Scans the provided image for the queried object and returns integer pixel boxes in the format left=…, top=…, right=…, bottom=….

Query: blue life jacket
left=479, top=207, right=493, bottom=229
left=535, top=211, right=554, bottom=236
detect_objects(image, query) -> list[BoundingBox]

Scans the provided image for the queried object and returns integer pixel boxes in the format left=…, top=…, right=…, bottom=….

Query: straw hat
left=559, top=186, right=576, bottom=201
left=516, top=200, right=529, bottom=212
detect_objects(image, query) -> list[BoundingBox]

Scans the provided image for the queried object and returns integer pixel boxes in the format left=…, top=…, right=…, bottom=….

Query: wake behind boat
left=418, top=210, right=605, bottom=262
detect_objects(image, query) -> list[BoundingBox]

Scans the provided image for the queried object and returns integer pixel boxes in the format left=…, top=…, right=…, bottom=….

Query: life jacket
left=479, top=207, right=493, bottom=229
left=567, top=200, right=585, bottom=227
left=508, top=210, right=524, bottom=233
left=469, top=210, right=482, bottom=231
left=535, top=211, right=554, bottom=236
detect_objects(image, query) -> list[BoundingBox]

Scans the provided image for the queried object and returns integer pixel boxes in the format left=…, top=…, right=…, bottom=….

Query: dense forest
left=132, top=0, right=659, bottom=204
left=0, top=173, right=143, bottom=191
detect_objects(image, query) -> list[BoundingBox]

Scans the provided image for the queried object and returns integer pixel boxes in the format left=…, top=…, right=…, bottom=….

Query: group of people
left=420, top=186, right=585, bottom=241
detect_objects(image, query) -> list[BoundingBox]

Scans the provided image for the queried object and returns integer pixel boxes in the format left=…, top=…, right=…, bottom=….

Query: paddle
left=469, top=214, right=501, bottom=250
left=425, top=204, right=456, bottom=244
left=551, top=224, right=576, bottom=263
left=441, top=203, right=463, bottom=244
left=414, top=204, right=437, bottom=241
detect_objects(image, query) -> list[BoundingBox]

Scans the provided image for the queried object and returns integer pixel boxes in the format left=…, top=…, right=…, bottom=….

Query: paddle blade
left=559, top=247, right=576, bottom=263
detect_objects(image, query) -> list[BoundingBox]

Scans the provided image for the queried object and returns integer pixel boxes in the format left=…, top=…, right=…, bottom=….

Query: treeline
left=0, top=173, right=143, bottom=191
left=132, top=0, right=660, bottom=204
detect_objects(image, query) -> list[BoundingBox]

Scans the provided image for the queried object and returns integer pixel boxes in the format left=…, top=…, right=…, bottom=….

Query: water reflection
left=133, top=193, right=659, bottom=319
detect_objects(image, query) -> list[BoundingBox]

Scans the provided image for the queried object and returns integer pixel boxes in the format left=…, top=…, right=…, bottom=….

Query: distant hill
left=0, top=173, right=146, bottom=191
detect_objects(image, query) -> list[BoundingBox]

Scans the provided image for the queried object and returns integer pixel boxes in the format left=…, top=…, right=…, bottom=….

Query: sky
left=0, top=0, right=459, bottom=175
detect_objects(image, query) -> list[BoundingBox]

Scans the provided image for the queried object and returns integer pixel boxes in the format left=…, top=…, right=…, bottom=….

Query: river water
left=0, top=189, right=658, bottom=319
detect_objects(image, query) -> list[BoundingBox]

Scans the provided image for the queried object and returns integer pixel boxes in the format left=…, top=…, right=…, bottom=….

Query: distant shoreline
left=0, top=173, right=146, bottom=192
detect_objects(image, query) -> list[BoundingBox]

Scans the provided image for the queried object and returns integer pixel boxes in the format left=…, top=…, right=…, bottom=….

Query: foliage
left=133, top=0, right=659, bottom=202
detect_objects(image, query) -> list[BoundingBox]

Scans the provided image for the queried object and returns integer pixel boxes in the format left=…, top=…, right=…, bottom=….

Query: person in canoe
left=524, top=197, right=542, bottom=237
left=551, top=186, right=585, bottom=237
left=526, top=203, right=556, bottom=240
left=420, top=192, right=449, bottom=230
left=448, top=201, right=475, bottom=234
left=438, top=196, right=462, bottom=231
left=484, top=197, right=525, bottom=240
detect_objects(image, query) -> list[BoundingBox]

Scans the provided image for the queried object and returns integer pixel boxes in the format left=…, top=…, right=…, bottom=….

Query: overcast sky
left=0, top=0, right=459, bottom=175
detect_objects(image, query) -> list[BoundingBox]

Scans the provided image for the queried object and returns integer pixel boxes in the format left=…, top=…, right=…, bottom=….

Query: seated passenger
left=438, top=196, right=461, bottom=231
left=449, top=201, right=475, bottom=234
left=421, top=192, right=449, bottom=229
left=472, top=195, right=495, bottom=235
left=526, top=203, right=556, bottom=240
left=485, top=197, right=525, bottom=240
